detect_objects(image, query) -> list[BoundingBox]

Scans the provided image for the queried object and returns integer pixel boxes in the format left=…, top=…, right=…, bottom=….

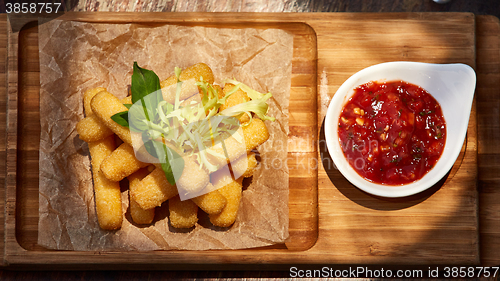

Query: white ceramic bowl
left=324, top=61, right=476, bottom=197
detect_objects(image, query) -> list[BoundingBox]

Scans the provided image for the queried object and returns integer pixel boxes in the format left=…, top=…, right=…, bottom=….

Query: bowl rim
left=324, top=61, right=476, bottom=198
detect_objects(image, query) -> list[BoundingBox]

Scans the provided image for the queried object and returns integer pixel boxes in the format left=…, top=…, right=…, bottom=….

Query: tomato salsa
left=338, top=81, right=446, bottom=185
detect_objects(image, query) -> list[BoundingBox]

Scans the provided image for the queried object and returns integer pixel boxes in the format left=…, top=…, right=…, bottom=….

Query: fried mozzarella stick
left=88, top=135, right=123, bottom=230
left=191, top=184, right=227, bottom=215
left=206, top=118, right=269, bottom=169
left=228, top=152, right=258, bottom=179
left=242, top=118, right=270, bottom=152
left=130, top=167, right=178, bottom=210
left=84, top=87, right=106, bottom=112
left=161, top=63, right=215, bottom=104
left=78, top=95, right=133, bottom=142
left=242, top=152, right=258, bottom=178
left=207, top=136, right=246, bottom=168
left=161, top=62, right=214, bottom=87
left=77, top=87, right=114, bottom=142
left=131, top=153, right=216, bottom=211
left=209, top=170, right=243, bottom=227
left=168, top=196, right=198, bottom=228
left=128, top=168, right=155, bottom=225
left=77, top=115, right=114, bottom=142
left=121, top=96, right=132, bottom=104
left=91, top=90, right=133, bottom=146
left=220, top=83, right=250, bottom=123
left=101, top=143, right=149, bottom=182
left=175, top=155, right=210, bottom=196
left=174, top=156, right=226, bottom=215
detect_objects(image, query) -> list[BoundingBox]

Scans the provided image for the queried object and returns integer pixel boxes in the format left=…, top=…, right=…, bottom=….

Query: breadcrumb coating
left=242, top=153, right=257, bottom=178
left=91, top=90, right=132, bottom=146
left=88, top=135, right=123, bottom=230
left=169, top=196, right=198, bottom=229
left=77, top=93, right=132, bottom=143
left=242, top=118, right=269, bottom=151
left=209, top=179, right=242, bottom=227
left=77, top=115, right=114, bottom=142
left=83, top=87, right=107, bottom=114
left=191, top=185, right=227, bottom=215
left=207, top=136, right=248, bottom=169
left=130, top=167, right=178, bottom=210
left=101, top=143, right=149, bottom=182
left=161, top=62, right=214, bottom=87
left=161, top=62, right=214, bottom=103
left=128, top=168, right=155, bottom=225
left=120, top=96, right=132, bottom=104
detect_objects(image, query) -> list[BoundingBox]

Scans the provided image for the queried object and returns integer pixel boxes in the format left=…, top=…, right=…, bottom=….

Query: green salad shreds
left=218, top=79, right=276, bottom=123
left=111, top=63, right=275, bottom=184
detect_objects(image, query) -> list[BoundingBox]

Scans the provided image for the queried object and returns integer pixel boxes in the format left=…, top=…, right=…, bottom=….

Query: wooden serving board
left=1, top=12, right=494, bottom=268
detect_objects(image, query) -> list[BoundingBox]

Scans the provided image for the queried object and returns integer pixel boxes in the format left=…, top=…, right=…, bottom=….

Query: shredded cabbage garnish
left=137, top=71, right=275, bottom=173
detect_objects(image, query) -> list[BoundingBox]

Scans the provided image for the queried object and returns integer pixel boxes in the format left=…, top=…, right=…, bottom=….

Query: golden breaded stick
left=220, top=83, right=250, bottom=123
left=168, top=196, right=198, bottom=228
left=215, top=152, right=256, bottom=181
left=162, top=78, right=199, bottom=105
left=83, top=87, right=107, bottom=114
left=77, top=94, right=132, bottom=143
left=88, top=135, right=123, bottom=230
left=242, top=118, right=269, bottom=152
left=120, top=96, right=132, bottom=104
left=101, top=143, right=149, bottom=182
left=131, top=152, right=210, bottom=209
left=91, top=90, right=132, bottom=146
left=191, top=184, right=227, bottom=215
left=161, top=63, right=214, bottom=105
left=130, top=167, right=178, bottom=210
left=176, top=155, right=210, bottom=197
left=243, top=152, right=257, bottom=178
left=77, top=115, right=114, bottom=142
left=209, top=179, right=242, bottom=227
left=179, top=92, right=202, bottom=108
left=206, top=135, right=247, bottom=169
left=161, top=62, right=214, bottom=88
left=229, top=152, right=257, bottom=179
left=78, top=87, right=114, bottom=142
left=213, top=84, right=222, bottom=95
left=206, top=118, right=268, bottom=169
left=161, top=63, right=214, bottom=104
left=128, top=168, right=155, bottom=225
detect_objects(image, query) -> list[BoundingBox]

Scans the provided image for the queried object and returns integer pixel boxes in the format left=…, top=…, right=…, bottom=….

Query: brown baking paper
left=37, top=19, right=292, bottom=250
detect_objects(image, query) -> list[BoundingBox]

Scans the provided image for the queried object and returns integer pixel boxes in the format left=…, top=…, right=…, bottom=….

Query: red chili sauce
left=338, top=81, right=446, bottom=185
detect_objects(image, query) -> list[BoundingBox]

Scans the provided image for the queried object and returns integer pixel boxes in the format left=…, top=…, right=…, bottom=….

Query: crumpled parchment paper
left=37, top=19, right=292, bottom=250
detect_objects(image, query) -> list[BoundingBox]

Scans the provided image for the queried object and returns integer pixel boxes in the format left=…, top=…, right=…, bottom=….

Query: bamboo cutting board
left=1, top=12, right=487, bottom=268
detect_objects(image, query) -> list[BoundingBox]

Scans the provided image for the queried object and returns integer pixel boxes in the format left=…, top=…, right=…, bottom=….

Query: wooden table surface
left=1, top=0, right=500, bottom=280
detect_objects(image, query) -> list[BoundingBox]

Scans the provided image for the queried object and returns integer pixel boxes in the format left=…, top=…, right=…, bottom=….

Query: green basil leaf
left=110, top=111, right=129, bottom=127
left=131, top=62, right=162, bottom=119
left=128, top=104, right=151, bottom=133
left=123, top=104, right=133, bottom=109
left=160, top=159, right=175, bottom=185
left=142, top=138, right=184, bottom=185
left=142, top=137, right=158, bottom=159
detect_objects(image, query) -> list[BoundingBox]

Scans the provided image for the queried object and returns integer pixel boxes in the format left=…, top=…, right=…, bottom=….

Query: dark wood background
left=1, top=0, right=499, bottom=280
left=2, top=0, right=499, bottom=18
left=76, top=0, right=500, bottom=18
